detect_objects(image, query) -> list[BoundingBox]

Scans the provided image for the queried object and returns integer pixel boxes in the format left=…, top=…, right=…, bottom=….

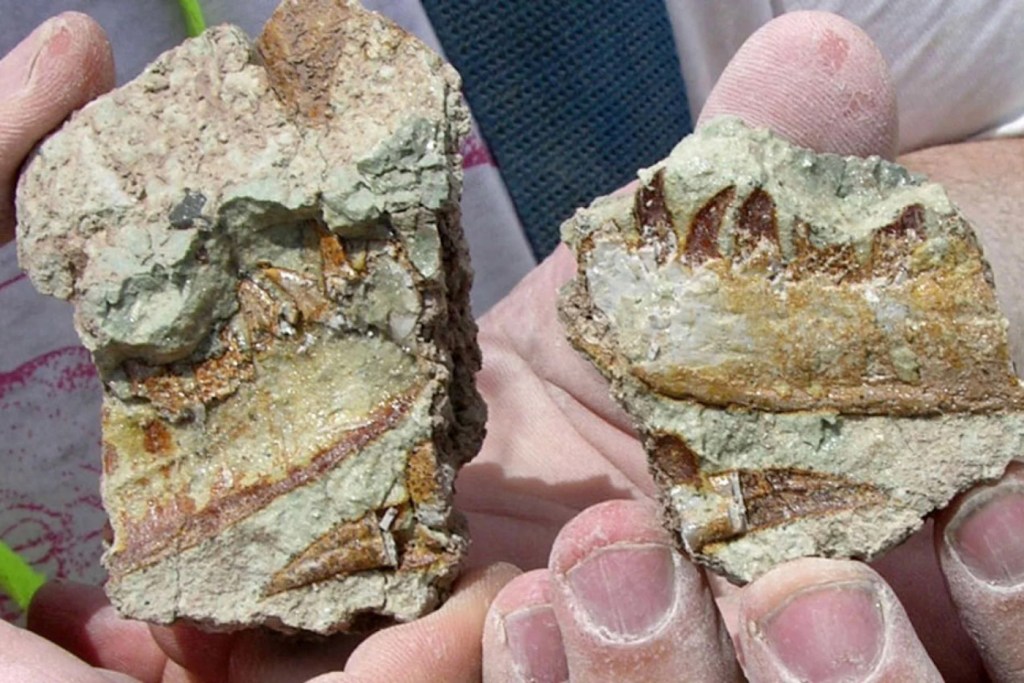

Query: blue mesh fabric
left=421, top=0, right=692, bottom=258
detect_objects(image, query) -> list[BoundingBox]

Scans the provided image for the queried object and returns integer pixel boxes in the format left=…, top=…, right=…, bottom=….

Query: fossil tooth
left=560, top=117, right=1024, bottom=584
left=16, top=0, right=484, bottom=633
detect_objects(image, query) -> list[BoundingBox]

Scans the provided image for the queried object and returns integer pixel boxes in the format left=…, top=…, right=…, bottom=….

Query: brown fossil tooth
left=634, top=168, right=678, bottom=265
left=733, top=186, right=780, bottom=268
left=869, top=203, right=927, bottom=279
left=265, top=511, right=397, bottom=597
left=683, top=185, right=734, bottom=263
left=646, top=431, right=700, bottom=488
left=560, top=117, right=1024, bottom=583
left=16, top=0, right=484, bottom=633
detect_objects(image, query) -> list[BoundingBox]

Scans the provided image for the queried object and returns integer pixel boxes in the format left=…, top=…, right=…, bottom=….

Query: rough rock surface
left=560, top=117, right=1024, bottom=584
left=16, top=0, right=484, bottom=633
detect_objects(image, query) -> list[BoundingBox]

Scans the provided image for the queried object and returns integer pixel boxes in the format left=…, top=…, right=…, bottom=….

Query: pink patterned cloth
left=0, top=246, right=106, bottom=624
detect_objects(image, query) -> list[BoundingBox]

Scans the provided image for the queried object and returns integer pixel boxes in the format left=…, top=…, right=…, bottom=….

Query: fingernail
left=565, top=543, right=676, bottom=641
left=504, top=605, right=568, bottom=683
left=0, top=16, right=68, bottom=94
left=947, top=484, right=1024, bottom=586
left=756, top=580, right=884, bottom=683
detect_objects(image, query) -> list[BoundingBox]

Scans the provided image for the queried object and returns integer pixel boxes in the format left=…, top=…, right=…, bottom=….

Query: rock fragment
left=560, top=117, right=1024, bottom=583
left=16, top=0, right=484, bottom=633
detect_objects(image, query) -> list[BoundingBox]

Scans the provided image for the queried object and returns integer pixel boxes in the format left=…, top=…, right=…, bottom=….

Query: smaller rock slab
left=560, top=117, right=1024, bottom=583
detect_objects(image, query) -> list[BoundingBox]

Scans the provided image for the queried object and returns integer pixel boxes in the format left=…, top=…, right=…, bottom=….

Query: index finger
left=0, top=12, right=114, bottom=242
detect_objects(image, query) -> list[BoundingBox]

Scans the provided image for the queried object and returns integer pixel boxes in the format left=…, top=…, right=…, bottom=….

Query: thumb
left=310, top=563, right=521, bottom=683
left=0, top=12, right=114, bottom=243
left=736, top=559, right=942, bottom=682
left=699, top=10, right=898, bottom=159
left=937, top=463, right=1024, bottom=682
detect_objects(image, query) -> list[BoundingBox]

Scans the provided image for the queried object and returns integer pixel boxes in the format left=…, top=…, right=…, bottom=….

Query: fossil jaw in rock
left=560, top=117, right=1024, bottom=583
left=16, top=0, right=484, bottom=633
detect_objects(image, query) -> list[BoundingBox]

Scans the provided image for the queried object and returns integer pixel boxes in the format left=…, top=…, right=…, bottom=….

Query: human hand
left=473, top=11, right=1024, bottom=682
left=19, top=563, right=517, bottom=682
left=7, top=9, right=1024, bottom=683
left=0, top=12, right=113, bottom=244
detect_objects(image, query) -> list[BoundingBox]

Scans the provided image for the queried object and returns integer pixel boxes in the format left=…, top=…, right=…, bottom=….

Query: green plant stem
left=178, top=0, right=207, bottom=37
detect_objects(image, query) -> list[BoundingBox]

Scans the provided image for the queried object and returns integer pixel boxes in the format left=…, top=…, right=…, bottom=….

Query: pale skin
left=2, top=10, right=1023, bottom=683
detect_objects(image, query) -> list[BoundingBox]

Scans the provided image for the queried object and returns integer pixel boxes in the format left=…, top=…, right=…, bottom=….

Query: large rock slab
left=16, top=0, right=484, bottom=633
left=560, top=117, right=1024, bottom=583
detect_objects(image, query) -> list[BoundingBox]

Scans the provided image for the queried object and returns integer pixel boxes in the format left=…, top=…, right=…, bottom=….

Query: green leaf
left=0, top=541, right=46, bottom=611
